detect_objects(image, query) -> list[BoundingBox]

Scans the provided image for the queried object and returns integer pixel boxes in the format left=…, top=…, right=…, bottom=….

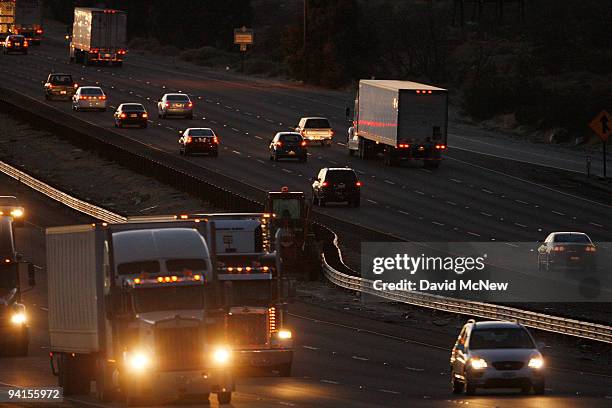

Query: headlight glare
left=470, top=358, right=488, bottom=369
left=127, top=352, right=151, bottom=371
left=277, top=329, right=292, bottom=340
left=11, top=209, right=23, bottom=218
left=212, top=346, right=231, bottom=365
left=528, top=357, right=544, bottom=369
left=10, top=313, right=26, bottom=325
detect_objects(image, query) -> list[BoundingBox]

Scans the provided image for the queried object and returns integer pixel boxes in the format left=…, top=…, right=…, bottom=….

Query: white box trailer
left=0, top=1, right=15, bottom=36
left=348, top=80, right=448, bottom=167
left=70, top=7, right=127, bottom=66
left=13, top=0, right=42, bottom=43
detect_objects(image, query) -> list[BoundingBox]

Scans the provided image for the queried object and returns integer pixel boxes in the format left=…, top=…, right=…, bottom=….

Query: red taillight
left=331, top=129, right=335, bottom=136
left=186, top=136, right=192, bottom=143
left=23, top=41, right=29, bottom=47
left=356, top=181, right=362, bottom=187
left=398, top=143, right=410, bottom=148
left=275, top=141, right=282, bottom=147
left=300, top=140, right=306, bottom=146
left=142, top=112, right=148, bottom=118
left=73, top=83, right=78, bottom=88
left=188, top=102, right=193, bottom=108
left=165, top=102, right=170, bottom=107
left=552, top=246, right=566, bottom=252
left=79, top=95, right=86, bottom=100
left=213, top=136, right=218, bottom=144
left=6, top=42, right=12, bottom=47
left=36, top=29, right=43, bottom=34
left=120, top=113, right=127, bottom=118
left=321, top=181, right=328, bottom=187
left=435, top=144, right=446, bottom=150
left=47, top=83, right=53, bottom=88
left=99, top=95, right=106, bottom=100
left=586, top=245, right=597, bottom=252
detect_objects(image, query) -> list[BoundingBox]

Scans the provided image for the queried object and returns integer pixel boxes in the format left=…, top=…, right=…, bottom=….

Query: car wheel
left=465, top=382, right=476, bottom=395
left=276, top=362, right=292, bottom=377
left=117, top=121, right=122, bottom=128
left=318, top=196, right=326, bottom=207
left=141, top=123, right=147, bottom=129
left=217, top=392, right=232, bottom=405
left=157, top=112, right=161, bottom=118
left=274, top=154, right=279, bottom=162
left=211, top=150, right=218, bottom=157
left=533, top=381, right=545, bottom=395
left=451, top=376, right=464, bottom=394
left=187, top=113, right=193, bottom=120
left=114, top=121, right=118, bottom=128
left=269, top=154, right=274, bottom=161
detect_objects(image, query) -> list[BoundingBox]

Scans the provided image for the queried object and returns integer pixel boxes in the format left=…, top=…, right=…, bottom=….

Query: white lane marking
left=446, top=201, right=457, bottom=206
left=432, top=221, right=445, bottom=226
left=254, top=135, right=263, bottom=140
left=164, top=126, right=174, bottom=130
left=352, top=356, right=369, bottom=361
left=515, top=199, right=529, bottom=205
left=278, top=402, right=296, bottom=407
left=589, top=222, right=604, bottom=228
left=210, top=120, right=218, bottom=124
left=480, top=212, right=492, bottom=217
left=232, top=150, right=242, bottom=155
left=482, top=189, right=493, bottom=194
left=367, top=199, right=378, bottom=205
left=514, top=223, right=528, bottom=228
left=282, top=168, right=292, bottom=174
left=467, top=231, right=481, bottom=237
left=265, top=118, right=274, bottom=123
left=302, top=345, right=319, bottom=350
left=405, top=366, right=424, bottom=372
left=320, top=379, right=340, bottom=385
left=552, top=210, right=565, bottom=216
left=379, top=389, right=401, bottom=395
left=330, top=160, right=338, bottom=165
left=336, top=142, right=346, bottom=146
left=224, top=105, right=232, bottom=109
left=40, top=307, right=48, bottom=312
left=505, top=242, right=519, bottom=247
left=384, top=180, right=395, bottom=185
left=231, top=127, right=239, bottom=132
left=398, top=210, right=410, bottom=215
left=420, top=168, right=432, bottom=173
left=414, top=190, right=425, bottom=195
left=256, top=159, right=265, bottom=164
left=450, top=178, right=462, bottom=183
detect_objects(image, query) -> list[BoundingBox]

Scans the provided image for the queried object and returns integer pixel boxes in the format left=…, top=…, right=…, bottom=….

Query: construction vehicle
left=46, top=219, right=234, bottom=405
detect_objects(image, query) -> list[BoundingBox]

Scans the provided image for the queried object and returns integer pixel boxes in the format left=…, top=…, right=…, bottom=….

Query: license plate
left=15, top=43, right=21, bottom=46
left=130, top=114, right=137, bottom=118
left=570, top=256, right=580, bottom=261
left=288, top=151, right=296, bottom=155
left=104, top=53, right=111, bottom=58
left=60, top=90, right=67, bottom=94
left=501, top=372, right=516, bottom=378
left=173, top=103, right=182, bottom=108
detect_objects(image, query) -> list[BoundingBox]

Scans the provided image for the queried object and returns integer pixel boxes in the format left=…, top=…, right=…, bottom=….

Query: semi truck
left=12, top=0, right=42, bottom=44
left=347, top=80, right=448, bottom=167
left=0, top=215, right=35, bottom=357
left=0, top=0, right=15, bottom=37
left=69, top=7, right=127, bottom=66
left=46, top=220, right=234, bottom=405
left=129, top=213, right=296, bottom=376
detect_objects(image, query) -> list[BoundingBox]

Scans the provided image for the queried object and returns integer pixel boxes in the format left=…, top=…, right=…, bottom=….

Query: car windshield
left=280, top=134, right=302, bottom=143
left=469, top=328, right=535, bottom=349
left=326, top=170, right=357, bottom=184
left=81, top=88, right=103, bottom=95
left=305, top=119, right=330, bottom=128
left=132, top=286, right=205, bottom=313
left=122, top=104, right=145, bottom=112
left=167, top=95, right=190, bottom=101
left=0, top=265, right=17, bottom=290
left=0, top=197, right=18, bottom=206
left=272, top=199, right=301, bottom=220
left=188, top=129, right=214, bottom=137
left=117, top=260, right=160, bottom=275
left=50, top=75, right=73, bottom=84
left=553, top=234, right=591, bottom=243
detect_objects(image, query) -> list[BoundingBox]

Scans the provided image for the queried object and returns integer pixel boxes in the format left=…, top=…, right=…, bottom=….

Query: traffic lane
left=2, top=53, right=611, bottom=243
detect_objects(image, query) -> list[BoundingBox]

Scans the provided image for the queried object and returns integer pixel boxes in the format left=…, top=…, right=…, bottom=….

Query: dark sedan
left=114, top=103, right=148, bottom=128
left=269, top=132, right=307, bottom=162
left=179, top=128, right=219, bottom=157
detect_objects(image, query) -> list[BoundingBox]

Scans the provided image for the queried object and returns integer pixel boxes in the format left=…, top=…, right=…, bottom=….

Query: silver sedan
left=72, top=86, right=107, bottom=111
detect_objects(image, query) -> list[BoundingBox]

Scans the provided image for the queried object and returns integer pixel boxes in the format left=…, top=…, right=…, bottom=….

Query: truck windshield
left=0, top=265, right=17, bottom=290
left=230, top=281, right=271, bottom=306
left=272, top=199, right=301, bottom=220
left=133, top=286, right=205, bottom=313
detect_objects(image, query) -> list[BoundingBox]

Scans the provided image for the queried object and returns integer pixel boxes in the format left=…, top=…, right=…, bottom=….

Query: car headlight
left=470, top=358, right=488, bottom=369
left=10, top=209, right=23, bottom=218
left=10, top=312, right=26, bottom=325
left=127, top=352, right=151, bottom=371
left=528, top=357, right=544, bottom=369
left=212, top=346, right=231, bottom=365
left=277, top=329, right=292, bottom=340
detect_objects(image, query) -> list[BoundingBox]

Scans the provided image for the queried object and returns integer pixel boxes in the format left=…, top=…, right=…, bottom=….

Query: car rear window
left=81, top=88, right=103, bottom=95
left=167, top=94, right=190, bottom=101
left=122, top=104, right=145, bottom=111
left=553, top=234, right=591, bottom=243
left=0, top=197, right=18, bottom=206
left=305, top=119, right=331, bottom=128
left=469, top=328, right=534, bottom=349
left=50, top=75, right=73, bottom=84
left=279, top=134, right=302, bottom=143
left=188, top=129, right=215, bottom=137
left=326, top=170, right=357, bottom=184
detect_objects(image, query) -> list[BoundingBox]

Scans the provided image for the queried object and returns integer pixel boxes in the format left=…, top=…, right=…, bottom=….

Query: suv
left=295, top=117, right=334, bottom=146
left=158, top=93, right=193, bottom=119
left=450, top=320, right=546, bottom=395
left=2, top=35, right=28, bottom=55
left=312, top=167, right=361, bottom=207
left=0, top=196, right=25, bottom=226
left=269, top=132, right=307, bottom=162
left=44, top=73, right=78, bottom=100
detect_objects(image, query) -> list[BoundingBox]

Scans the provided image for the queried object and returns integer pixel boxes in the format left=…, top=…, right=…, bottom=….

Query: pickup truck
left=43, top=73, right=78, bottom=100
left=295, top=117, right=334, bottom=146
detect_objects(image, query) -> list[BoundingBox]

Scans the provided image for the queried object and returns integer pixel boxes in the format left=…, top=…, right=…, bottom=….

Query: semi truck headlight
left=470, top=358, right=488, bottom=370
left=11, top=209, right=23, bottom=218
left=528, top=357, right=544, bottom=369
left=277, top=329, right=292, bottom=340
left=127, top=352, right=151, bottom=371
left=212, top=346, right=231, bottom=365
left=10, top=313, right=26, bottom=325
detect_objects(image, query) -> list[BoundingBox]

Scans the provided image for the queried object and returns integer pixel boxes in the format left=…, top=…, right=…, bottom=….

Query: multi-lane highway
left=0, top=31, right=611, bottom=247
left=1, top=173, right=612, bottom=407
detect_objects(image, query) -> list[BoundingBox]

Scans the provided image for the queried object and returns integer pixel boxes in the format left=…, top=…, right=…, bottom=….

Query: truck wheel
left=533, top=381, right=545, bottom=395
left=217, top=392, right=232, bottom=404
left=95, top=359, right=117, bottom=402
left=276, top=362, right=292, bottom=377
left=60, top=354, right=91, bottom=395
left=15, top=337, right=28, bottom=357
left=451, top=376, right=464, bottom=394
left=465, top=382, right=476, bottom=396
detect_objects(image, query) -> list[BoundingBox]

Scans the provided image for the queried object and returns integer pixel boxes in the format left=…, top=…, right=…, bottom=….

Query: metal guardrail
left=322, top=230, right=612, bottom=344
left=0, top=161, right=126, bottom=224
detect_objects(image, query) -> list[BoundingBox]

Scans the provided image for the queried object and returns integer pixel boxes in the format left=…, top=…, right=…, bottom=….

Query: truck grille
left=492, top=361, right=524, bottom=371
left=155, top=325, right=203, bottom=371
left=228, top=313, right=267, bottom=346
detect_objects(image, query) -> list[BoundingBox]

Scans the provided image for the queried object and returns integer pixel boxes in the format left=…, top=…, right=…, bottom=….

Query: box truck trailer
left=12, top=0, right=42, bottom=44
left=69, top=7, right=127, bottom=66
left=347, top=80, right=448, bottom=167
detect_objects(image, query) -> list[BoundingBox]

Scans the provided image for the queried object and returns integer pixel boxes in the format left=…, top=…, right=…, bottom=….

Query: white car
left=72, top=86, right=107, bottom=111
left=450, top=320, right=546, bottom=395
left=157, top=93, right=193, bottom=119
